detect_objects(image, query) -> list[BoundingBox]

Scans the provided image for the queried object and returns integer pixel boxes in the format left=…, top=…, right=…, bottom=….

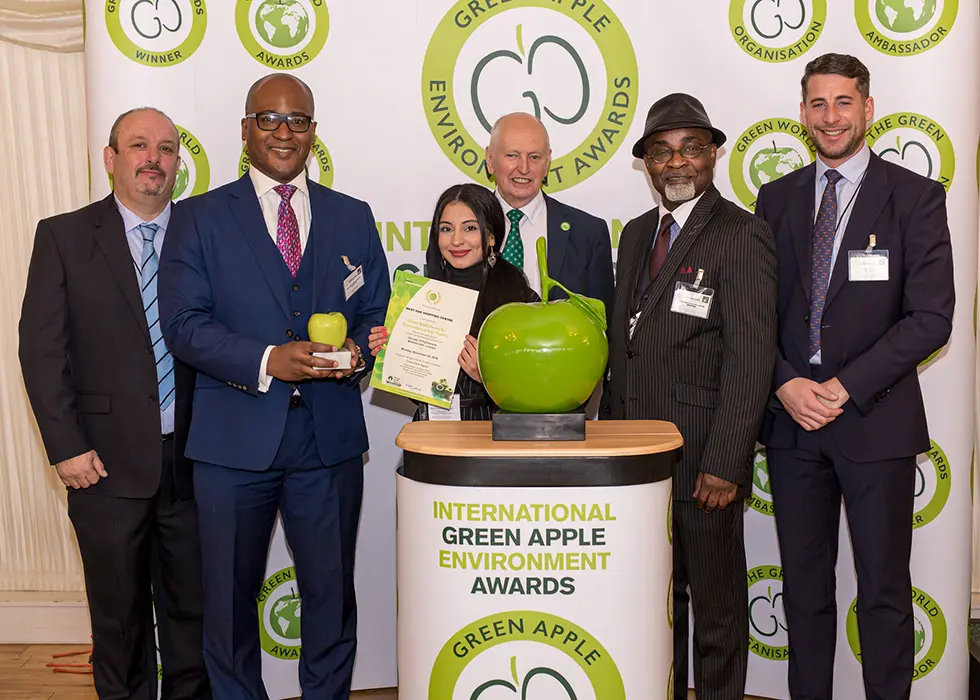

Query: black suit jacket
left=755, top=152, right=954, bottom=461
left=602, top=185, right=777, bottom=500
left=543, top=194, right=615, bottom=329
left=19, top=194, right=195, bottom=499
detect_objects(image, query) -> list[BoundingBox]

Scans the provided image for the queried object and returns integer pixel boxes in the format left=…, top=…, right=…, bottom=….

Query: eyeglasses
left=246, top=111, right=314, bottom=133
left=644, top=142, right=713, bottom=164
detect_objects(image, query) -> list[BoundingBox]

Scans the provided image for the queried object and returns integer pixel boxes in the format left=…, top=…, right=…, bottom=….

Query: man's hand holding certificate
left=369, top=271, right=478, bottom=408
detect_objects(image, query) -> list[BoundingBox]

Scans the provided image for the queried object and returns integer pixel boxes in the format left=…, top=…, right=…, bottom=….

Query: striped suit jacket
left=603, top=185, right=778, bottom=501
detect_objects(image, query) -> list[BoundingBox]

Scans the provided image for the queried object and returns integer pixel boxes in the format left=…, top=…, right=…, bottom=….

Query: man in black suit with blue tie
left=755, top=53, right=954, bottom=700
left=484, top=112, right=614, bottom=324
left=19, top=107, right=208, bottom=700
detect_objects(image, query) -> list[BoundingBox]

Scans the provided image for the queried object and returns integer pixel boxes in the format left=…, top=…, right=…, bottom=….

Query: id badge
left=670, top=269, right=714, bottom=319
left=848, top=250, right=888, bottom=281
left=428, top=394, right=461, bottom=421
left=343, top=266, right=365, bottom=300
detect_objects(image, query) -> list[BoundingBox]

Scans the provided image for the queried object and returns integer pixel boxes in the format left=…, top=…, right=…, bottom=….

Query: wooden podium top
left=394, top=420, right=682, bottom=458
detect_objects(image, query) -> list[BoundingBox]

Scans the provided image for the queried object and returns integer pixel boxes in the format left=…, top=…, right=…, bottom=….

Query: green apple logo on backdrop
left=875, top=0, right=937, bottom=33
left=878, top=136, right=933, bottom=178
left=749, top=141, right=806, bottom=190
left=750, top=0, right=806, bottom=39
left=258, top=566, right=304, bottom=659
left=271, top=589, right=302, bottom=639
left=865, top=113, right=955, bottom=191
left=470, top=656, right=577, bottom=699
left=255, top=0, right=310, bottom=49
left=856, top=0, right=956, bottom=56
left=105, top=0, right=207, bottom=67
left=748, top=448, right=775, bottom=516
left=470, top=26, right=589, bottom=135
left=422, top=0, right=639, bottom=193
left=747, top=566, right=788, bottom=660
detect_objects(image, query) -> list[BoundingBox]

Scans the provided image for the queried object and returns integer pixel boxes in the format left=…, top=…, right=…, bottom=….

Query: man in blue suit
left=159, top=73, right=390, bottom=700
left=484, top=112, right=614, bottom=325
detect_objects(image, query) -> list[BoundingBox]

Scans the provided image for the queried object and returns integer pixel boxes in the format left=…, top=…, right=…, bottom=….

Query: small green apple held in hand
left=308, top=312, right=347, bottom=348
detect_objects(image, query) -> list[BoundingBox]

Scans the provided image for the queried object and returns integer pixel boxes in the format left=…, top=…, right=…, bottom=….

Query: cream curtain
left=0, top=38, right=88, bottom=591
left=0, top=1, right=82, bottom=52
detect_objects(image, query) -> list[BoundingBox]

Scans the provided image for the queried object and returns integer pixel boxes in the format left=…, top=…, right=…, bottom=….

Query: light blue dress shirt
left=810, top=144, right=871, bottom=364
left=115, top=196, right=174, bottom=434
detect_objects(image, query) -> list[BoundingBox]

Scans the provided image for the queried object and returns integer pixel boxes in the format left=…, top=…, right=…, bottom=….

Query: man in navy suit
left=755, top=53, right=954, bottom=700
left=159, top=73, right=389, bottom=700
left=484, top=112, right=614, bottom=325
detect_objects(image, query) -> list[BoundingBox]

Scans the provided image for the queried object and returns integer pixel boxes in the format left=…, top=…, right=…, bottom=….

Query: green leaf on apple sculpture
left=478, top=237, right=608, bottom=413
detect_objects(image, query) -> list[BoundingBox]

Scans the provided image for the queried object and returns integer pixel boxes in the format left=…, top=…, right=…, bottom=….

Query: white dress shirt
left=254, top=167, right=312, bottom=391
left=496, top=189, right=547, bottom=295
left=810, top=144, right=871, bottom=364
left=116, top=197, right=174, bottom=434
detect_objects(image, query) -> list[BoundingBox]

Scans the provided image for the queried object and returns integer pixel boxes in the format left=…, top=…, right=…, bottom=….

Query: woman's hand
left=458, top=335, right=481, bottom=383
left=367, top=326, right=388, bottom=357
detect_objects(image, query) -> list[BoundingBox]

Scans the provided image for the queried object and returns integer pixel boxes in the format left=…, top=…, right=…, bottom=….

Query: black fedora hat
left=631, top=93, right=727, bottom=158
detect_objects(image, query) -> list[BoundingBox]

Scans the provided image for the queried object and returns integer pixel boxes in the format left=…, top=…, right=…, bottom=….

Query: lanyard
left=814, top=169, right=868, bottom=237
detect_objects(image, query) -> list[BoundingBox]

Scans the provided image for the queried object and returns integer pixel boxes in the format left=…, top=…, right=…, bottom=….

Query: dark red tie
left=649, top=213, right=675, bottom=281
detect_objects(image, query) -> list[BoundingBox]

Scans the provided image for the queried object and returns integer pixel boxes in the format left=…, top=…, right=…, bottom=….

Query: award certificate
left=369, top=271, right=478, bottom=408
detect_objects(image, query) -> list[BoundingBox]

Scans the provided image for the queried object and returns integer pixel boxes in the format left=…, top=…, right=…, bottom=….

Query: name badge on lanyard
left=342, top=255, right=365, bottom=300
left=670, top=269, right=715, bottom=319
left=848, top=234, right=889, bottom=282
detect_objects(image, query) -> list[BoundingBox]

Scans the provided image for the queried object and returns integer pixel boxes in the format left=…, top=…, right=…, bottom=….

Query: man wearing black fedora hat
left=602, top=93, right=778, bottom=700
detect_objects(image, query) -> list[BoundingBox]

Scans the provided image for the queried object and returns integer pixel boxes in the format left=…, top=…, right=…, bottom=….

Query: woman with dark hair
left=368, top=183, right=537, bottom=420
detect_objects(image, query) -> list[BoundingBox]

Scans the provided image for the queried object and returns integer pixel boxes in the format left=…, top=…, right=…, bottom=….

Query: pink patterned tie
left=274, top=184, right=301, bottom=277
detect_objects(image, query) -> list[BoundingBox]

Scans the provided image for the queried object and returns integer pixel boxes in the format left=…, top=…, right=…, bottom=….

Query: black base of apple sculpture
left=491, top=411, right=586, bottom=442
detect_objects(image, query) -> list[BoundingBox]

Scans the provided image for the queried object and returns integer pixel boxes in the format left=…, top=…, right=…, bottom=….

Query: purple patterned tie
left=274, top=184, right=301, bottom=277
left=809, top=170, right=843, bottom=357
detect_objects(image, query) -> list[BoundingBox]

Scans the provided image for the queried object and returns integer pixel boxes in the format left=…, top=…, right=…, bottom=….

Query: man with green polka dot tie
left=485, top=112, right=614, bottom=327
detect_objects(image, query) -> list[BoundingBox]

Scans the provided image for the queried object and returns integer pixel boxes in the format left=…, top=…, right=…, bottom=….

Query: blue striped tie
left=139, top=223, right=174, bottom=411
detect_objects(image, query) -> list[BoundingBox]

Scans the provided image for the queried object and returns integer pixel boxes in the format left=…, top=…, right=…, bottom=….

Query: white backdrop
left=83, top=1, right=977, bottom=697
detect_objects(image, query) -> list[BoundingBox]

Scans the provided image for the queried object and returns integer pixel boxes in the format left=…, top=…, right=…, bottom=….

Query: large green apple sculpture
left=478, top=237, right=607, bottom=413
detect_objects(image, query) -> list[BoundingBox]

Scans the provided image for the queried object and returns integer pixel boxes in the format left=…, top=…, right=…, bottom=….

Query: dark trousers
left=673, top=500, right=748, bottom=700
left=68, top=437, right=209, bottom=700
left=768, top=431, right=915, bottom=700
left=194, top=403, right=364, bottom=700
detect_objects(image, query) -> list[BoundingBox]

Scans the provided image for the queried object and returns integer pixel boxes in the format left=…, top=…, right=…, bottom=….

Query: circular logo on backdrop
left=855, top=0, right=957, bottom=56
left=747, top=565, right=788, bottom=661
left=728, top=0, right=827, bottom=62
left=847, top=587, right=947, bottom=680
left=105, top=0, right=207, bottom=67
left=258, top=567, right=302, bottom=659
left=172, top=125, right=210, bottom=201
left=730, top=118, right=816, bottom=210
left=235, top=0, right=330, bottom=70
left=239, top=137, right=335, bottom=188
left=913, top=440, right=951, bottom=529
left=106, top=123, right=210, bottom=201
left=866, top=112, right=955, bottom=192
left=429, top=611, right=625, bottom=699
left=421, top=0, right=639, bottom=193
left=747, top=448, right=775, bottom=516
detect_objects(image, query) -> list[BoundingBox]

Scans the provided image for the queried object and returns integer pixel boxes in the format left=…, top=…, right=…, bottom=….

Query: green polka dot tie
left=502, top=208, right=525, bottom=268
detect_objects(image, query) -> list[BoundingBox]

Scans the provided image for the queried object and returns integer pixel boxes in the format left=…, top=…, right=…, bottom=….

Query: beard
left=814, top=128, right=864, bottom=162
left=135, top=166, right=170, bottom=197
left=664, top=181, right=697, bottom=203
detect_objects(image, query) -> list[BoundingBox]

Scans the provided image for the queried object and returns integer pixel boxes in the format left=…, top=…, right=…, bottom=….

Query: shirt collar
left=249, top=166, right=309, bottom=200
left=496, top=188, right=546, bottom=225
left=660, top=190, right=705, bottom=230
left=816, top=142, right=871, bottom=185
left=114, top=195, right=171, bottom=234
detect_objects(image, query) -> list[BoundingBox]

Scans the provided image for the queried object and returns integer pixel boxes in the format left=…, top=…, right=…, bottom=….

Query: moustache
left=137, top=166, right=165, bottom=176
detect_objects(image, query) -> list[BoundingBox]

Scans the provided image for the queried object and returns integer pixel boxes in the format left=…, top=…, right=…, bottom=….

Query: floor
left=0, top=645, right=766, bottom=699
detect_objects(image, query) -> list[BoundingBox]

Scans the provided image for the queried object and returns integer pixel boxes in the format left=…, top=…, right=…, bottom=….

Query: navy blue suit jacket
left=159, top=175, right=390, bottom=471
left=755, top=152, right=953, bottom=462
left=543, top=194, right=615, bottom=329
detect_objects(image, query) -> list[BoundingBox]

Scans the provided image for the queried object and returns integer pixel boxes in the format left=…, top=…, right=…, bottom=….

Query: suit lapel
left=228, top=175, right=291, bottom=319
left=543, top=194, right=569, bottom=280
left=92, top=195, right=150, bottom=342
left=634, top=186, right=721, bottom=329
left=825, top=153, right=893, bottom=310
left=789, top=165, right=816, bottom=303
left=309, top=182, right=338, bottom=311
